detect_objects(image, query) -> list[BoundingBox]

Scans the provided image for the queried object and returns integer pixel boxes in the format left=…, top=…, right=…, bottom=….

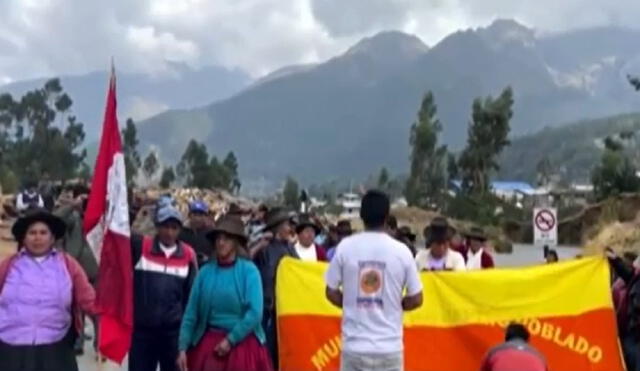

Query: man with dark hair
left=325, top=190, right=423, bottom=371
left=326, top=220, right=353, bottom=261
left=178, top=200, right=213, bottom=266
left=129, top=205, right=197, bottom=371
left=251, top=208, right=298, bottom=368
left=481, top=323, right=547, bottom=371
left=386, top=215, right=399, bottom=238
left=397, top=226, right=417, bottom=256
left=16, top=181, right=44, bottom=213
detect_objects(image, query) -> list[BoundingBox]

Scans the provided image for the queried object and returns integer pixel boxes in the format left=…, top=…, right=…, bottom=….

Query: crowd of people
left=1, top=181, right=638, bottom=371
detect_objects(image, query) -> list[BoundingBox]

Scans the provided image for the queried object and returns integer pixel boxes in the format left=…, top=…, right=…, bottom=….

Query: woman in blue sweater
left=177, top=216, right=273, bottom=371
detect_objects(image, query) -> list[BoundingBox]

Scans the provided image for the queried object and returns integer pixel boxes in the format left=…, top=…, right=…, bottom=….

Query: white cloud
left=123, top=96, right=170, bottom=122
left=0, top=0, right=638, bottom=82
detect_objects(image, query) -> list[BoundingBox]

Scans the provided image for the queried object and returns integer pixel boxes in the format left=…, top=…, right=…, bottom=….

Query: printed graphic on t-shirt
left=357, top=261, right=385, bottom=308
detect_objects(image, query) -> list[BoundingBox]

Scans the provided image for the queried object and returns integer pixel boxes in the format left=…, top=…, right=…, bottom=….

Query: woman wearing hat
left=177, top=215, right=272, bottom=371
left=0, top=210, right=97, bottom=371
left=294, top=214, right=327, bottom=262
left=415, top=217, right=466, bottom=271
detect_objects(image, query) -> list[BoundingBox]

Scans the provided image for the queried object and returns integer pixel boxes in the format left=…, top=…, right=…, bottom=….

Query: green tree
left=0, top=78, right=87, bottom=187
left=283, top=176, right=300, bottom=209
left=159, top=167, right=176, bottom=189
left=142, top=151, right=159, bottom=181
left=377, top=167, right=390, bottom=190
left=447, top=153, right=459, bottom=181
left=536, top=157, right=553, bottom=187
left=122, top=118, right=141, bottom=186
left=459, top=87, right=514, bottom=195
left=222, top=151, right=241, bottom=193
left=177, top=140, right=214, bottom=188
left=405, top=92, right=448, bottom=208
left=592, top=136, right=640, bottom=200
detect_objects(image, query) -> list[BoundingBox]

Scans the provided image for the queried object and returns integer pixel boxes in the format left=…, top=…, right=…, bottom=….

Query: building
left=338, top=193, right=361, bottom=219
left=451, top=181, right=535, bottom=201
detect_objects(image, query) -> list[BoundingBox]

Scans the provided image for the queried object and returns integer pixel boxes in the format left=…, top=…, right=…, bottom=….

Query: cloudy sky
left=1, top=0, right=638, bottom=84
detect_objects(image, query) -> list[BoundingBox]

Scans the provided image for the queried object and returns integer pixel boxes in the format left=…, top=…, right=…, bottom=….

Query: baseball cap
left=156, top=205, right=184, bottom=226
left=189, top=200, right=209, bottom=214
left=157, top=194, right=176, bottom=209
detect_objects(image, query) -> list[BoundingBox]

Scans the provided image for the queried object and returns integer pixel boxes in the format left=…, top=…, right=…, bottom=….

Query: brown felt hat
left=423, top=216, right=456, bottom=246
left=464, top=226, right=487, bottom=242
left=264, top=208, right=293, bottom=231
left=295, top=214, right=321, bottom=235
left=12, top=209, right=67, bottom=243
left=206, top=215, right=248, bottom=245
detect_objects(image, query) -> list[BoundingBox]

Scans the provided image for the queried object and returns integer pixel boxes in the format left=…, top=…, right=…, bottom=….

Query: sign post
left=533, top=207, right=558, bottom=247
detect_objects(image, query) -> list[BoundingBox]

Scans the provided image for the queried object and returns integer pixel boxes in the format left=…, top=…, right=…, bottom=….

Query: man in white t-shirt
left=325, top=190, right=423, bottom=371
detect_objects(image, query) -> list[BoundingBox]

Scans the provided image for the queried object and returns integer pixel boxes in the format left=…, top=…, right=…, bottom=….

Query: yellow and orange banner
left=276, top=256, right=624, bottom=371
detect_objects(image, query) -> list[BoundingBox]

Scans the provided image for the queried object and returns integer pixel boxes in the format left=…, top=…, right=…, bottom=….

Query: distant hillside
left=136, top=20, right=640, bottom=186
left=498, top=113, right=640, bottom=183
left=0, top=64, right=251, bottom=141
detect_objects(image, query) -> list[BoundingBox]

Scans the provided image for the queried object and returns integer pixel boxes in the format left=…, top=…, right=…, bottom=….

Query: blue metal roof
left=451, top=180, right=535, bottom=193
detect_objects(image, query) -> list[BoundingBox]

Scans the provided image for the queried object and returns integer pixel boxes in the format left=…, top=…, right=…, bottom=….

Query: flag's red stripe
left=84, top=69, right=133, bottom=364
left=97, top=230, right=133, bottom=363
left=83, top=75, right=121, bottom=234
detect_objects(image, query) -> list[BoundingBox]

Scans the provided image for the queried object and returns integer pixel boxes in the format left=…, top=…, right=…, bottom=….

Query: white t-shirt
left=294, top=242, right=318, bottom=262
left=466, top=248, right=484, bottom=270
left=325, top=231, right=423, bottom=354
left=415, top=248, right=466, bottom=272
left=159, top=242, right=177, bottom=258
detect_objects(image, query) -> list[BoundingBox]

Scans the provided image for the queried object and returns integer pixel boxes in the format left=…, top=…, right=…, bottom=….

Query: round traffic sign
left=535, top=209, right=556, bottom=232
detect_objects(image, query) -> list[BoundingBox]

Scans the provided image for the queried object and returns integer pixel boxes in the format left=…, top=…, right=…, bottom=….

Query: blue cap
left=157, top=195, right=176, bottom=209
left=155, top=205, right=184, bottom=226
left=189, top=200, right=209, bottom=214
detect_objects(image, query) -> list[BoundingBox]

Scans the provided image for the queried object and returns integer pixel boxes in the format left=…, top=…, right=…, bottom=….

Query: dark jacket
left=179, top=226, right=213, bottom=266
left=610, top=257, right=640, bottom=337
left=253, top=239, right=298, bottom=313
left=132, top=235, right=197, bottom=330
left=54, top=204, right=99, bottom=282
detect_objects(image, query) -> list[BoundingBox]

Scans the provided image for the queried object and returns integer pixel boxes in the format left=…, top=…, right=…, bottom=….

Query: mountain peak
left=345, top=31, right=429, bottom=59
left=479, top=18, right=536, bottom=47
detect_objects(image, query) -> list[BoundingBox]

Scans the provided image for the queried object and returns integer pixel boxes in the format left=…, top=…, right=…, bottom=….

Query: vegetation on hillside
left=0, top=80, right=242, bottom=194
left=0, top=79, right=87, bottom=192
left=498, top=113, right=640, bottom=184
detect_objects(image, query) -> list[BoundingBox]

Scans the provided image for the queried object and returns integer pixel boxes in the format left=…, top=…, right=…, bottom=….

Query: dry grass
left=583, top=220, right=640, bottom=256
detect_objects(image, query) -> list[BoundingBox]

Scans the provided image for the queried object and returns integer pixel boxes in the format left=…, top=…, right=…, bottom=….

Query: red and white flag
left=83, top=66, right=133, bottom=364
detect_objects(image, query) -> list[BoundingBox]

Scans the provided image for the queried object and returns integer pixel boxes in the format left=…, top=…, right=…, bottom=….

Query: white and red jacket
left=131, top=235, right=197, bottom=330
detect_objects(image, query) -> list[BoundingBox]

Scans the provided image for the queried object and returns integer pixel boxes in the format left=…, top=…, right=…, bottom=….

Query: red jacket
left=479, top=250, right=495, bottom=268
left=315, top=245, right=328, bottom=262
left=0, top=251, right=98, bottom=336
left=456, top=244, right=495, bottom=269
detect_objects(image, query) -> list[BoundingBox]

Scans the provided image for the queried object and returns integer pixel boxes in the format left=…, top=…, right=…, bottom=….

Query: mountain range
left=498, top=113, right=640, bottom=185
left=132, top=19, right=640, bottom=188
left=0, top=63, right=251, bottom=140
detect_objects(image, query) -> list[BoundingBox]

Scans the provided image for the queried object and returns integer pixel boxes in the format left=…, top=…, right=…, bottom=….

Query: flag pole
left=95, top=58, right=115, bottom=371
